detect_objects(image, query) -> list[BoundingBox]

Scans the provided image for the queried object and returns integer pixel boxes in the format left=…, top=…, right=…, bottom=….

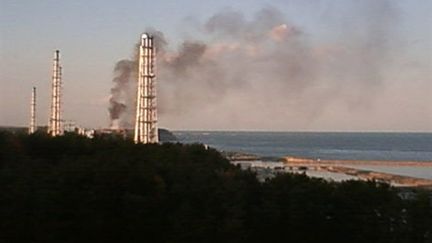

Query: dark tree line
left=0, top=132, right=431, bottom=243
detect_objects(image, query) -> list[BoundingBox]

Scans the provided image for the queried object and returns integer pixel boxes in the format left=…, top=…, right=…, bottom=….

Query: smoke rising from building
left=108, top=60, right=135, bottom=129
left=109, top=1, right=401, bottom=130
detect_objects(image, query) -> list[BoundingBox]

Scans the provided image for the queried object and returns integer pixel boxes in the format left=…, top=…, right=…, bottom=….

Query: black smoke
left=109, top=1, right=400, bottom=129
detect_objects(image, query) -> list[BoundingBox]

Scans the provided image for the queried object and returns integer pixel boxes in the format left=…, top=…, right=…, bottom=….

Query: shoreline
left=283, top=156, right=432, bottom=188
left=228, top=152, right=432, bottom=188
left=283, top=156, right=432, bottom=167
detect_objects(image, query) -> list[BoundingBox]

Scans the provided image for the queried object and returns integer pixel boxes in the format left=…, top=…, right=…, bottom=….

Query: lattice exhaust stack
left=48, top=50, right=63, bottom=136
left=134, top=33, right=158, bottom=144
left=29, top=87, right=36, bottom=134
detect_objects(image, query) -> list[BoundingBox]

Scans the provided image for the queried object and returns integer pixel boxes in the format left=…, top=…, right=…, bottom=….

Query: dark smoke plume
left=108, top=28, right=169, bottom=129
left=109, top=1, right=400, bottom=129
left=108, top=59, right=135, bottom=128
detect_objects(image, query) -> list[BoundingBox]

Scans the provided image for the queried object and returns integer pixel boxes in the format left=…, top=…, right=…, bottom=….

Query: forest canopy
left=0, top=132, right=431, bottom=243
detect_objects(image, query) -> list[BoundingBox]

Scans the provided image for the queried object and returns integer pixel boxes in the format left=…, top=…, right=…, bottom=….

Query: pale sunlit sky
left=0, top=0, right=431, bottom=131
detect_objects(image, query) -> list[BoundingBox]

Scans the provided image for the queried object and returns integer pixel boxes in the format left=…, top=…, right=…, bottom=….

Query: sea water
left=174, top=131, right=432, bottom=180
left=175, top=131, right=432, bottom=161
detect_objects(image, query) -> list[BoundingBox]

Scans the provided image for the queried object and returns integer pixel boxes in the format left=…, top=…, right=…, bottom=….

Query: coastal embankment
left=226, top=151, right=432, bottom=188
left=283, top=156, right=432, bottom=188
left=284, top=156, right=432, bottom=167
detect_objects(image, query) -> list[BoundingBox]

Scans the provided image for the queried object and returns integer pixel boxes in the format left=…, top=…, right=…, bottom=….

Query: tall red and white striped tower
left=134, top=33, right=158, bottom=144
left=48, top=50, right=63, bottom=136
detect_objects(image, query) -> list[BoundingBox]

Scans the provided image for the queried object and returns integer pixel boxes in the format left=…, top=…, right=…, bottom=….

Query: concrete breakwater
left=283, top=156, right=432, bottom=188
left=225, top=151, right=432, bottom=188
left=283, top=156, right=432, bottom=167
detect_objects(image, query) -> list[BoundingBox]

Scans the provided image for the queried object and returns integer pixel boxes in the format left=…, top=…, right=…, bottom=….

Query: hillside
left=0, top=132, right=431, bottom=243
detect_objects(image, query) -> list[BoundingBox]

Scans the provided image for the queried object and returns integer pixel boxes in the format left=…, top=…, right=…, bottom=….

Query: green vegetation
left=0, top=132, right=431, bottom=243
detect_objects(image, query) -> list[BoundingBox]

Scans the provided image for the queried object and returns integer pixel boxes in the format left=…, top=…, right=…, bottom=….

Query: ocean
left=174, top=131, right=432, bottom=162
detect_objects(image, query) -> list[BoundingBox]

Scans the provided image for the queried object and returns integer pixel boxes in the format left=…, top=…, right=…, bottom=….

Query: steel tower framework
left=29, top=87, right=36, bottom=134
left=48, top=50, right=63, bottom=136
left=134, top=33, right=158, bottom=144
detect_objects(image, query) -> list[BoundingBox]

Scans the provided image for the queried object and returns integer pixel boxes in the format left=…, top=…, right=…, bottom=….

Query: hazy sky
left=0, top=0, right=431, bottom=131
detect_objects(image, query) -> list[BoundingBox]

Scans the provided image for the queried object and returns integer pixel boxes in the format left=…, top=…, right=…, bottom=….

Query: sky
left=0, top=0, right=431, bottom=132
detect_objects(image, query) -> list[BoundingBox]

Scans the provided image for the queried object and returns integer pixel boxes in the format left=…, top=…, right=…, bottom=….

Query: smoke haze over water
left=108, top=1, right=430, bottom=130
